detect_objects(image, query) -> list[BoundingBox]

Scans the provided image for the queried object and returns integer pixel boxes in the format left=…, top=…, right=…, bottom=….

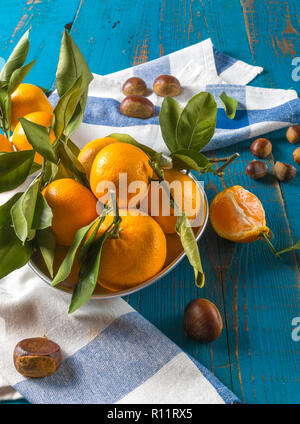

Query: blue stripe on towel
left=206, top=84, right=247, bottom=108
left=247, top=98, right=300, bottom=125
left=213, top=47, right=238, bottom=75
left=14, top=312, right=182, bottom=404
left=50, top=93, right=160, bottom=127
left=50, top=91, right=300, bottom=146
left=133, top=55, right=171, bottom=86
left=187, top=355, right=240, bottom=404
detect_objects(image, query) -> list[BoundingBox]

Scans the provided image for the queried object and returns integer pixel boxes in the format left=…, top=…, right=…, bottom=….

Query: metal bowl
left=29, top=175, right=209, bottom=299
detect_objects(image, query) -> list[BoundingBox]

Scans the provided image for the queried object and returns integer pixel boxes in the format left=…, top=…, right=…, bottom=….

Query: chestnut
left=293, top=147, right=300, bottom=165
left=153, top=74, right=181, bottom=97
left=120, top=95, right=155, bottom=119
left=250, top=138, right=272, bottom=158
left=245, top=160, right=268, bottom=179
left=13, top=337, right=62, bottom=378
left=286, top=125, right=300, bottom=145
left=273, top=161, right=297, bottom=182
left=122, top=77, right=147, bottom=96
left=183, top=298, right=223, bottom=343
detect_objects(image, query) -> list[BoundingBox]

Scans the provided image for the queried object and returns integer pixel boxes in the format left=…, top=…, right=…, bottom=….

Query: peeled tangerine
left=87, top=210, right=167, bottom=291
left=209, top=185, right=269, bottom=243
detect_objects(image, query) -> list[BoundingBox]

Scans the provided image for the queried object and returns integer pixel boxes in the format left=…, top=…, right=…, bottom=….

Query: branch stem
left=214, top=153, right=240, bottom=176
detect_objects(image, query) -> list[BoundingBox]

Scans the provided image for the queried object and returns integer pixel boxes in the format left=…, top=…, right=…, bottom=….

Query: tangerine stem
left=214, top=152, right=240, bottom=176
left=260, top=231, right=281, bottom=259
left=109, top=190, right=121, bottom=238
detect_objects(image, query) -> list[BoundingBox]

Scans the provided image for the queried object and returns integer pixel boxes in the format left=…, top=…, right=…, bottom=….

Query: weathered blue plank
left=0, top=0, right=82, bottom=89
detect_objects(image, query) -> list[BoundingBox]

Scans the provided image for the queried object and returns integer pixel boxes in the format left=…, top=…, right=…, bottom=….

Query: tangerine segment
left=209, top=185, right=269, bottom=243
left=77, top=137, right=118, bottom=177
left=0, top=134, right=14, bottom=152
left=42, top=178, right=98, bottom=246
left=12, top=111, right=55, bottom=165
left=88, top=210, right=166, bottom=291
left=11, top=83, right=53, bottom=131
left=90, top=142, right=153, bottom=208
left=148, top=169, right=205, bottom=234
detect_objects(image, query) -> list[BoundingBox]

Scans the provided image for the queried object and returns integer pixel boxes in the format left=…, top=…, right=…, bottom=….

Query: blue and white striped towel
left=0, top=38, right=298, bottom=404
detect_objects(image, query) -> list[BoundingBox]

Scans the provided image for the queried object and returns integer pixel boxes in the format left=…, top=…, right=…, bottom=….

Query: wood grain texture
left=0, top=0, right=299, bottom=404
left=0, top=0, right=82, bottom=89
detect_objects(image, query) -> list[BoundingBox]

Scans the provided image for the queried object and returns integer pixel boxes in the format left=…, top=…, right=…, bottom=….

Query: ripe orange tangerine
left=42, top=178, right=98, bottom=246
left=12, top=111, right=55, bottom=165
left=10, top=83, right=53, bottom=131
left=146, top=169, right=205, bottom=234
left=87, top=210, right=167, bottom=291
left=77, top=137, right=118, bottom=177
left=209, top=185, right=269, bottom=243
left=89, top=142, right=153, bottom=208
left=0, top=134, right=14, bottom=152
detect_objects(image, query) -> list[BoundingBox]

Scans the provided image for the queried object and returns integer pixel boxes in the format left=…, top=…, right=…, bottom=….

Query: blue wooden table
left=1, top=0, right=299, bottom=404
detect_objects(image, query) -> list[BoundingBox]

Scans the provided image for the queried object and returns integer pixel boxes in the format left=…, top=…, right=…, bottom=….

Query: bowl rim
left=29, top=173, right=209, bottom=299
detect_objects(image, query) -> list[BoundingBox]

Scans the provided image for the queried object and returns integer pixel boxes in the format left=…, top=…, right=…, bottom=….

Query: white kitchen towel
left=49, top=38, right=299, bottom=154
left=1, top=37, right=298, bottom=404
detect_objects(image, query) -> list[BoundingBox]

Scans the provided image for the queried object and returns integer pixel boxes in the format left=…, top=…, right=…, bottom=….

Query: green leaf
left=8, top=59, right=36, bottom=94
left=220, top=91, right=238, bottom=120
left=277, top=240, right=300, bottom=255
left=36, top=227, right=56, bottom=278
left=0, top=30, right=30, bottom=83
left=159, top=97, right=183, bottom=152
left=11, top=178, right=39, bottom=243
left=65, top=89, right=88, bottom=136
left=69, top=233, right=108, bottom=314
left=51, top=218, right=99, bottom=286
left=56, top=29, right=93, bottom=98
left=40, top=160, right=58, bottom=190
left=0, top=193, right=22, bottom=228
left=53, top=75, right=84, bottom=139
left=176, top=213, right=205, bottom=287
left=65, top=136, right=80, bottom=157
left=29, top=161, right=41, bottom=175
left=78, top=218, right=103, bottom=264
left=0, top=224, right=32, bottom=279
left=0, top=150, right=34, bottom=192
left=108, top=133, right=166, bottom=164
left=19, top=118, right=58, bottom=164
left=32, top=193, right=53, bottom=230
left=0, top=89, right=12, bottom=135
left=55, top=30, right=93, bottom=138
left=57, top=140, right=88, bottom=186
left=171, top=149, right=213, bottom=172
left=176, top=92, right=217, bottom=151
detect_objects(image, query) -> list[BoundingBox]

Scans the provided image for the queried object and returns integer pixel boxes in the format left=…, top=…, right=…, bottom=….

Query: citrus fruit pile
left=43, top=138, right=205, bottom=293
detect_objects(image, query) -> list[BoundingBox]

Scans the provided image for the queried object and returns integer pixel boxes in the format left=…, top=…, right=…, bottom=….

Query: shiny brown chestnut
left=184, top=298, right=223, bottom=343
left=293, top=147, right=300, bottom=165
left=153, top=74, right=181, bottom=97
left=13, top=337, right=62, bottom=378
left=245, top=160, right=268, bottom=180
left=286, top=125, right=300, bottom=145
left=120, top=95, right=155, bottom=119
left=122, top=77, right=147, bottom=96
left=273, top=161, right=297, bottom=182
left=250, top=138, right=272, bottom=158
